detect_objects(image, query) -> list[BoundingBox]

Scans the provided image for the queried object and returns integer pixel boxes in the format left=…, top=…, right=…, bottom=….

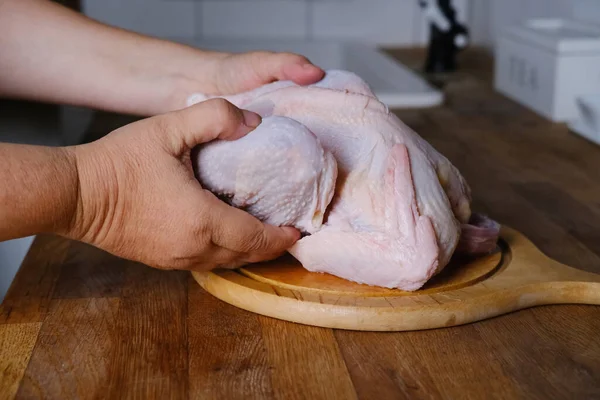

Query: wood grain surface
left=237, top=245, right=502, bottom=296
left=192, top=226, right=600, bottom=331
left=2, top=48, right=600, bottom=399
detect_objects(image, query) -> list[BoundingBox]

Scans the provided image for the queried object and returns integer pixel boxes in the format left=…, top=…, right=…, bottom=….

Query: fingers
left=153, top=98, right=262, bottom=153
left=207, top=195, right=301, bottom=261
left=252, top=52, right=325, bottom=86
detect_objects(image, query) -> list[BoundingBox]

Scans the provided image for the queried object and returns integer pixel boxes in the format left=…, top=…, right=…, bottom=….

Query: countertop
left=2, top=49, right=600, bottom=399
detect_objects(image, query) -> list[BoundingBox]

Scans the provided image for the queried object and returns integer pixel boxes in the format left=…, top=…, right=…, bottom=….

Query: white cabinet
left=495, top=19, right=600, bottom=122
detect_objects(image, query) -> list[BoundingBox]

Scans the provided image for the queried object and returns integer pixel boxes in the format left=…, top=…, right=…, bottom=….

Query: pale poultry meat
left=190, top=70, right=499, bottom=291
left=194, top=115, right=337, bottom=234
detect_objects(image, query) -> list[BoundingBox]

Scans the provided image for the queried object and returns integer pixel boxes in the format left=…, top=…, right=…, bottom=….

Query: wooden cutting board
left=192, top=226, right=600, bottom=331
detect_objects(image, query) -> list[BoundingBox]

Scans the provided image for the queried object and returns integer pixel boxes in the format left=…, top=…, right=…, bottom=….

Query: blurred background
left=1, top=0, right=600, bottom=300
left=80, top=0, right=598, bottom=51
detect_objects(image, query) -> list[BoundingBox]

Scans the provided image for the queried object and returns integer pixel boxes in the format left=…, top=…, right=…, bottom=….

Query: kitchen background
left=1, top=0, right=599, bottom=300
left=81, top=0, right=600, bottom=49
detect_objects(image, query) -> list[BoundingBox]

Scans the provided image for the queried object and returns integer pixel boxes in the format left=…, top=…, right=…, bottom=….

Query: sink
left=177, top=38, right=443, bottom=109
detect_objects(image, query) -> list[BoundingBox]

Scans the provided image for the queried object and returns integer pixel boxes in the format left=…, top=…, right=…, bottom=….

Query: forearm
left=0, top=143, right=79, bottom=241
left=0, top=0, right=221, bottom=115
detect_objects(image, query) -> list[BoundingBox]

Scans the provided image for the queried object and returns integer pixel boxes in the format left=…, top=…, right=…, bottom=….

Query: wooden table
left=2, top=49, right=600, bottom=399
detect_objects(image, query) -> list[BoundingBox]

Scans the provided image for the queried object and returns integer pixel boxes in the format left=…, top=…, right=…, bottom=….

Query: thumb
left=152, top=98, right=262, bottom=153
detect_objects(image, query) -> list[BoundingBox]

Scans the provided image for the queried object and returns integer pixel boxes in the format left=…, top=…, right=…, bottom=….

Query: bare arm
left=0, top=143, right=78, bottom=241
left=0, top=0, right=324, bottom=116
left=0, top=0, right=222, bottom=115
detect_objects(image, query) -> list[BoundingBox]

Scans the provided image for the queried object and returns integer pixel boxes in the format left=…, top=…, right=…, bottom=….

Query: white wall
left=573, top=0, right=600, bottom=25
left=82, top=0, right=471, bottom=47
left=468, top=0, right=600, bottom=50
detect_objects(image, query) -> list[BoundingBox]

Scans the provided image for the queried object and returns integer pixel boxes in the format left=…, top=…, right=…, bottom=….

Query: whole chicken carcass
left=191, top=70, right=499, bottom=291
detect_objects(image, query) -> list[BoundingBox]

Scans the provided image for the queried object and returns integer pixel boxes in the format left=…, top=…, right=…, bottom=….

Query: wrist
left=37, top=146, right=81, bottom=238
left=60, top=142, right=115, bottom=245
left=159, top=47, right=229, bottom=112
left=0, top=143, right=81, bottom=241
left=55, top=145, right=85, bottom=240
left=117, top=39, right=229, bottom=115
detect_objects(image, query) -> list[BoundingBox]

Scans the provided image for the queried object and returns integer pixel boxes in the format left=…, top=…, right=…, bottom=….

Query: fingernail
left=242, top=109, right=261, bottom=129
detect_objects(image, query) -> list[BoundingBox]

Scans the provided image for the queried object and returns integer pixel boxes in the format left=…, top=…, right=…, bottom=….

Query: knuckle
left=157, top=218, right=212, bottom=271
left=150, top=115, right=172, bottom=137
left=149, top=113, right=185, bottom=151
left=209, top=98, right=238, bottom=121
left=161, top=111, right=185, bottom=133
left=192, top=216, right=213, bottom=249
left=240, top=226, right=268, bottom=253
left=167, top=243, right=194, bottom=266
left=206, top=99, right=242, bottom=134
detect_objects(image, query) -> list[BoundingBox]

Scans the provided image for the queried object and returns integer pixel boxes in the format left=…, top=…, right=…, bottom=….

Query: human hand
left=208, top=51, right=325, bottom=95
left=66, top=99, right=300, bottom=271
left=165, top=50, right=325, bottom=111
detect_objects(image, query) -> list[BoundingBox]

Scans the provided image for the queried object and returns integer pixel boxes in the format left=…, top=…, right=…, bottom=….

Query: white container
left=494, top=18, right=600, bottom=122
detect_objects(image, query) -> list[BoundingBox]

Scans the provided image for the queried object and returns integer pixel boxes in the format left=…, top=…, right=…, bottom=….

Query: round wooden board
left=238, top=249, right=502, bottom=297
left=192, top=226, right=600, bottom=331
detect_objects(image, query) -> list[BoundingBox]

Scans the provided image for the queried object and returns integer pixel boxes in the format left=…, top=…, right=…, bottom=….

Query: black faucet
left=418, top=0, right=469, bottom=74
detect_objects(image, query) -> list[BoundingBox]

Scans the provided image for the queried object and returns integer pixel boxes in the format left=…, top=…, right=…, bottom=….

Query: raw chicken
left=194, top=116, right=337, bottom=234
left=191, top=70, right=499, bottom=291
